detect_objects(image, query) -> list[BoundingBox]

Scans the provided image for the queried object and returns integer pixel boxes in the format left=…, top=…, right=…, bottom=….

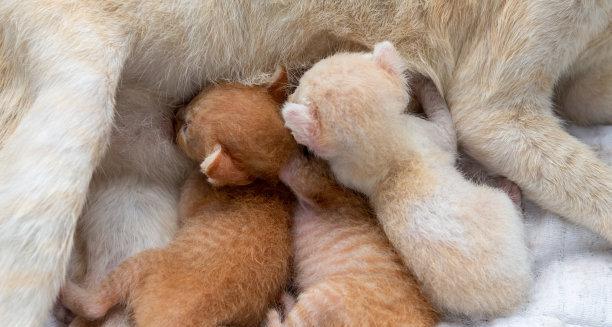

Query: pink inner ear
left=373, top=41, right=406, bottom=76
left=282, top=102, right=318, bottom=149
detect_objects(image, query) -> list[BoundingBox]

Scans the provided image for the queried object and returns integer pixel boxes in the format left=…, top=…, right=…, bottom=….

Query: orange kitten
left=61, top=70, right=295, bottom=327
left=266, top=153, right=437, bottom=327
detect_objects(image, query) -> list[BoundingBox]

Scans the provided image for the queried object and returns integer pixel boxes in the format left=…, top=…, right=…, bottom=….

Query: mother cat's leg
left=74, top=86, right=190, bottom=327
left=0, top=3, right=128, bottom=326
left=446, top=1, right=612, bottom=241
left=554, top=25, right=612, bottom=125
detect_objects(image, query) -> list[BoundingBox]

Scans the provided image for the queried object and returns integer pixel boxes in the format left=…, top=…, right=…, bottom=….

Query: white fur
left=0, top=2, right=129, bottom=325
left=0, top=2, right=610, bottom=325
left=68, top=86, right=189, bottom=326
left=381, top=167, right=532, bottom=317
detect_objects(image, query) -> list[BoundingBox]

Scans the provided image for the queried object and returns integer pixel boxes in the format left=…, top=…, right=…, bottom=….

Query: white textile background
left=442, top=124, right=612, bottom=327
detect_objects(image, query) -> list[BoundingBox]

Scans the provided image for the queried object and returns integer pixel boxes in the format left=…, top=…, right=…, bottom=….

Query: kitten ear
left=267, top=66, right=289, bottom=104
left=282, top=102, right=320, bottom=151
left=201, top=144, right=253, bottom=186
left=373, top=41, right=406, bottom=76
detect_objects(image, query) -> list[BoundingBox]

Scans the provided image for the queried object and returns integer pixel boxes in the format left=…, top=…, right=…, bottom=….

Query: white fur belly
left=74, top=85, right=190, bottom=288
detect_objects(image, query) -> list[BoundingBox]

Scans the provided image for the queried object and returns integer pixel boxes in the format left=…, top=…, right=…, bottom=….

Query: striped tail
left=61, top=249, right=159, bottom=320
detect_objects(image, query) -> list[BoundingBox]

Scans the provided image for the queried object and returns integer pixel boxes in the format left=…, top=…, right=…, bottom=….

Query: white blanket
left=442, top=124, right=612, bottom=327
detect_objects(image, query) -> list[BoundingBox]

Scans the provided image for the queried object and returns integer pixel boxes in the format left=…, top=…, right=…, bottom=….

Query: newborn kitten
left=61, top=69, right=294, bottom=327
left=265, top=153, right=437, bottom=327
left=281, top=42, right=532, bottom=317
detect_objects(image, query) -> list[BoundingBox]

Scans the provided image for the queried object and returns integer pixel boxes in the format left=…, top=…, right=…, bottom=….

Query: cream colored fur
left=282, top=43, right=532, bottom=317
left=265, top=154, right=436, bottom=326
left=66, top=86, right=190, bottom=326
left=0, top=2, right=129, bottom=325
left=0, top=1, right=610, bottom=325
left=554, top=24, right=612, bottom=125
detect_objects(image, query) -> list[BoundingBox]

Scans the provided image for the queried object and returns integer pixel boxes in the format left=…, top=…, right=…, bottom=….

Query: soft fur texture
left=63, top=86, right=191, bottom=327
left=283, top=43, right=532, bottom=317
left=0, top=2, right=611, bottom=325
left=266, top=153, right=437, bottom=327
left=61, top=77, right=295, bottom=326
left=450, top=124, right=612, bottom=327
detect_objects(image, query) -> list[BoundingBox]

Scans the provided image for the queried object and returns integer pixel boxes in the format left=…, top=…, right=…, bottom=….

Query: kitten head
left=281, top=41, right=409, bottom=161
left=281, top=42, right=410, bottom=193
left=176, top=67, right=298, bottom=186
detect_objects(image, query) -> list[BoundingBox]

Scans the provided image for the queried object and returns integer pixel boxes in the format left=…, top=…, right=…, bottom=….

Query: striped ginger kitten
left=266, top=153, right=437, bottom=327
left=61, top=70, right=294, bottom=327
left=281, top=42, right=532, bottom=318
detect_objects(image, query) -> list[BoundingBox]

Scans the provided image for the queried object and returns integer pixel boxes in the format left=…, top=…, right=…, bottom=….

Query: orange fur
left=61, top=71, right=296, bottom=327
left=266, top=154, right=437, bottom=327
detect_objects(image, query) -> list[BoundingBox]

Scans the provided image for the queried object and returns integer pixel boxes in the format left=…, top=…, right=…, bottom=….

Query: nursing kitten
left=3, top=3, right=611, bottom=325
left=266, top=153, right=437, bottom=327
left=282, top=42, right=532, bottom=317
left=61, top=71, right=294, bottom=327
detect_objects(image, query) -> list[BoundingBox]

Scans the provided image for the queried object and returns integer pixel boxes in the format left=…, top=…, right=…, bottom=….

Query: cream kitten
left=266, top=153, right=437, bottom=327
left=2, top=2, right=610, bottom=325
left=281, top=42, right=532, bottom=317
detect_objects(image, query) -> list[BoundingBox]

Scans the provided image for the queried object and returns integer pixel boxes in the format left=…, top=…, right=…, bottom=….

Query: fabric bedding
left=442, top=124, right=612, bottom=327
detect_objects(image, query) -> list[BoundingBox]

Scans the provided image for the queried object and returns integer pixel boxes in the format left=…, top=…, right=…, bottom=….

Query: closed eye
left=182, top=121, right=190, bottom=131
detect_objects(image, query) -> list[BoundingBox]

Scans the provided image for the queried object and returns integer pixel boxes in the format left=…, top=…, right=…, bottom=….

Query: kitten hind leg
left=61, top=281, right=111, bottom=322
left=62, top=250, right=160, bottom=321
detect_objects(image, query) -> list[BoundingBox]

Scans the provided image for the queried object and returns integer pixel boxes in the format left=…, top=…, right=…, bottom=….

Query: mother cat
left=0, top=1, right=610, bottom=326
